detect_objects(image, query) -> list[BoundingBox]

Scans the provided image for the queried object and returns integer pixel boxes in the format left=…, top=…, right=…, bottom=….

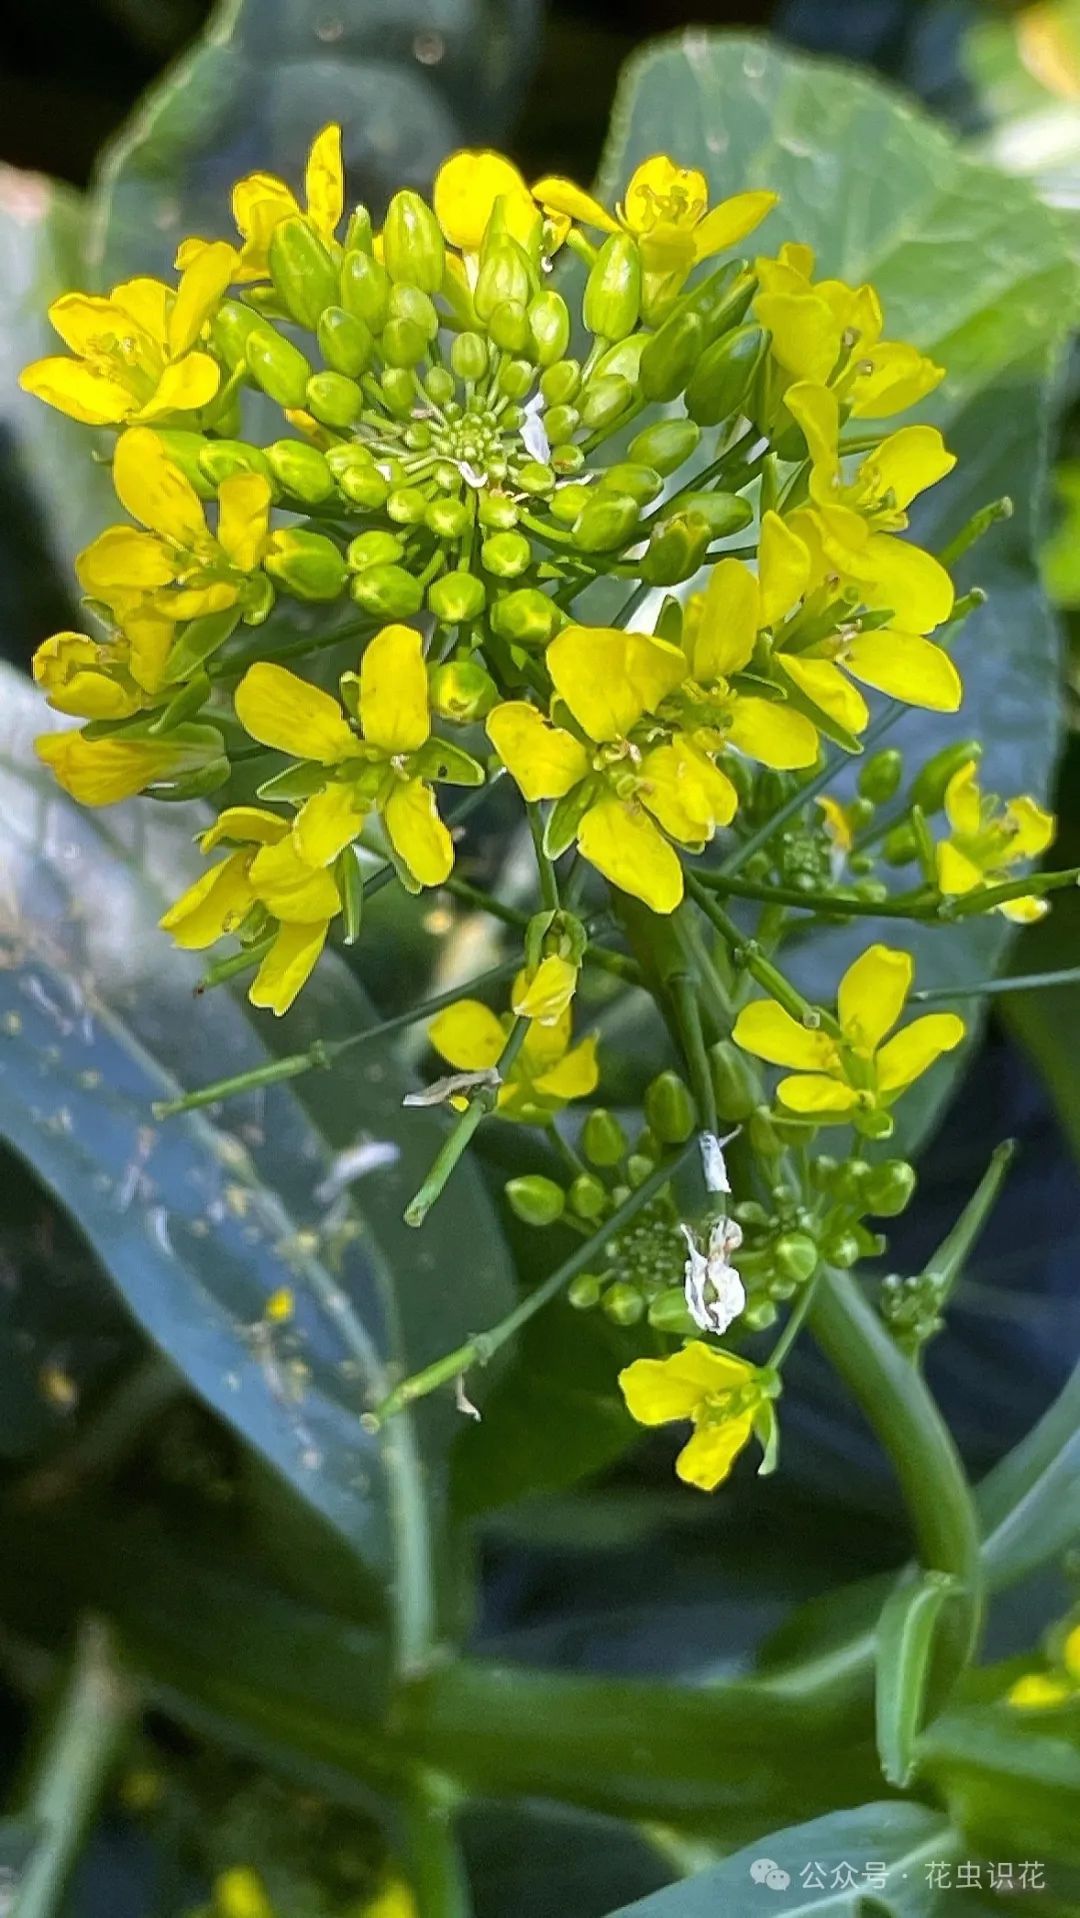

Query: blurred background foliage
left=0, top=3, right=1078, bottom=1915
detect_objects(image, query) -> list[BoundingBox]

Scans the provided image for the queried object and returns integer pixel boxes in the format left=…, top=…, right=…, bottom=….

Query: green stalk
left=400, top=1777, right=473, bottom=1918
left=403, top=1019, right=528, bottom=1228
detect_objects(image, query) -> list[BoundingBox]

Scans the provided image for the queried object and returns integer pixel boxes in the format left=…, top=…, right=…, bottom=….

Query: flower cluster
left=26, top=126, right=1064, bottom=1493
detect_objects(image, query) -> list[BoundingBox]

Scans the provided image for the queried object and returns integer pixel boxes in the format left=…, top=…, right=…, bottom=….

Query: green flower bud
left=568, top=1272, right=602, bottom=1310
left=316, top=305, right=374, bottom=378
left=499, top=356, right=535, bottom=400
left=528, top=290, right=571, bottom=366
left=854, top=1107, right=895, bottom=1143
left=244, top=329, right=313, bottom=409
left=685, top=323, right=767, bottom=427
left=505, top=1174, right=565, bottom=1227
left=540, top=359, right=581, bottom=406
left=428, top=570, right=487, bottom=622
left=481, top=530, right=531, bottom=578
left=478, top=493, right=520, bottom=530
left=911, top=740, right=982, bottom=814
left=823, top=1230, right=861, bottom=1269
left=346, top=530, right=405, bottom=571
left=710, top=1040, right=760, bottom=1121
left=268, top=216, right=339, bottom=330
left=639, top=308, right=705, bottom=403
left=569, top=1173, right=607, bottom=1220
left=151, top=428, right=216, bottom=496
left=388, top=282, right=439, bottom=341
left=490, top=587, right=561, bottom=646
left=450, top=331, right=488, bottom=382
left=627, top=1152, right=655, bottom=1187
left=628, top=417, right=702, bottom=476
left=341, top=249, right=390, bottom=329
left=426, top=496, right=471, bottom=540
left=774, top=1231, right=819, bottom=1284
left=583, top=1108, right=627, bottom=1166
left=382, top=367, right=420, bottom=417
left=490, top=300, right=530, bottom=355
left=744, top=1298, right=779, bottom=1331
left=641, top=510, right=712, bottom=586
left=382, top=190, right=445, bottom=293
left=647, top=1288, right=696, bottom=1333
left=579, top=373, right=633, bottom=430
left=425, top=365, right=455, bottom=407
left=644, top=1070, right=696, bottom=1145
left=682, top=260, right=755, bottom=342
left=549, top=482, right=592, bottom=526
left=264, top=530, right=348, bottom=601
left=543, top=403, right=580, bottom=447
left=265, top=439, right=335, bottom=504
left=382, top=486, right=426, bottom=527
left=861, top=1159, right=916, bottom=1217
left=858, top=747, right=903, bottom=804
left=573, top=491, right=640, bottom=554
left=517, top=460, right=555, bottom=496
left=677, top=490, right=754, bottom=539
left=211, top=299, right=265, bottom=371
left=882, top=822, right=919, bottom=866
left=305, top=371, right=362, bottom=428
left=603, top=1281, right=645, bottom=1326
left=584, top=233, right=642, bottom=342
left=552, top=444, right=585, bottom=477
left=598, top=461, right=663, bottom=506
left=428, top=659, right=498, bottom=722
left=349, top=564, right=424, bottom=617
left=475, top=238, right=532, bottom=322
left=337, top=464, right=391, bottom=511
left=344, top=205, right=374, bottom=253
left=380, top=316, right=428, bottom=368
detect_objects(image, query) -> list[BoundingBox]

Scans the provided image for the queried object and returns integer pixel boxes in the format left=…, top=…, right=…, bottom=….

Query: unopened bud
left=505, top=1175, right=565, bottom=1227
left=264, top=529, right=348, bottom=601
left=428, top=659, right=498, bottom=722
left=583, top=1108, right=627, bottom=1166
left=579, top=373, right=633, bottom=430
left=481, top=531, right=531, bottom=579
left=490, top=587, right=561, bottom=646
left=349, top=563, right=424, bottom=617
left=628, top=417, right=702, bottom=476
left=305, top=370, right=362, bottom=428
left=428, top=570, right=487, bottom=623
left=573, top=490, right=640, bottom=554
left=340, top=249, right=390, bottom=328
left=639, top=308, right=705, bottom=403
left=245, top=327, right=313, bottom=409
left=642, top=510, right=712, bottom=586
left=382, top=190, right=445, bottom=292
left=644, top=1070, right=696, bottom=1145
left=268, top=216, right=339, bottom=329
left=265, top=439, right=335, bottom=504
left=685, top=323, right=766, bottom=426
left=528, top=290, right=571, bottom=366
left=858, top=747, right=903, bottom=804
left=584, top=233, right=642, bottom=342
left=861, top=1159, right=916, bottom=1217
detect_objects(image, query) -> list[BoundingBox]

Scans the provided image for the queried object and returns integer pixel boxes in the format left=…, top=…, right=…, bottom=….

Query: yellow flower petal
left=167, top=241, right=239, bottom=357
left=691, top=558, right=759, bottom=679
left=757, top=294, right=842, bottom=384
left=785, top=382, right=840, bottom=483
left=548, top=626, right=686, bottom=741
left=676, top=1412, right=755, bottom=1490
left=75, top=526, right=175, bottom=597
left=777, top=655, right=869, bottom=735
left=758, top=511, right=811, bottom=629
left=305, top=124, right=344, bottom=239
left=726, top=695, right=819, bottom=769
left=638, top=738, right=737, bottom=845
left=35, top=729, right=178, bottom=805
left=943, top=762, right=982, bottom=837
left=859, top=533, right=955, bottom=633
left=113, top=426, right=209, bottom=547
left=428, top=1000, right=506, bottom=1071
left=532, top=1033, right=600, bottom=1101
left=135, top=351, right=221, bottom=421
left=692, top=190, right=777, bottom=259
left=998, top=894, right=1048, bottom=924
left=577, top=797, right=684, bottom=913
left=775, top=1072, right=859, bottom=1115
left=45, top=291, right=131, bottom=355
left=842, top=630, right=961, bottom=713
left=732, top=998, right=839, bottom=1072
left=511, top=955, right=578, bottom=1024
left=1063, top=1624, right=1080, bottom=1679
left=486, top=701, right=588, bottom=800
left=532, top=175, right=619, bottom=233
left=199, top=805, right=288, bottom=851
left=382, top=778, right=453, bottom=887
left=624, top=155, right=706, bottom=227
left=434, top=150, right=532, bottom=251
left=875, top=1013, right=965, bottom=1094
left=850, top=342, right=944, bottom=419
left=250, top=920, right=328, bottom=1015
left=293, top=782, right=367, bottom=865
left=248, top=836, right=342, bottom=922
left=33, top=633, right=140, bottom=720
left=619, top=1343, right=754, bottom=1426
left=216, top=471, right=272, bottom=571
left=838, top=944, right=912, bottom=1051
left=936, top=840, right=983, bottom=897
left=1007, top=1674, right=1072, bottom=1711
left=123, top=607, right=174, bottom=695
left=159, top=854, right=253, bottom=947
left=359, top=623, right=430, bottom=754
left=19, top=356, right=136, bottom=425
left=865, top=426, right=955, bottom=512
left=1004, top=795, right=1056, bottom=861
left=110, top=277, right=170, bottom=341
left=235, top=662, right=359, bottom=762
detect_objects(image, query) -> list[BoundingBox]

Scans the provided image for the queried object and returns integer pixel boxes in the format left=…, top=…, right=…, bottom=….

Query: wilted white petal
left=455, top=1374, right=482, bottom=1421
left=315, top=1140, right=400, bottom=1204
left=403, top=1067, right=501, bottom=1108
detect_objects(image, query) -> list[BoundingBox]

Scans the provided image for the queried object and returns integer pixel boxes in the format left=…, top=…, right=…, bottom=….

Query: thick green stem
left=687, top=876, right=841, bottom=1036
left=401, top=1777, right=473, bottom=1918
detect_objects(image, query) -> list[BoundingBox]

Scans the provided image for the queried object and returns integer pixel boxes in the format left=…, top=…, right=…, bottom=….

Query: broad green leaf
left=978, top=1359, right=1080, bottom=1588
left=601, top=1801, right=960, bottom=1916
left=875, top=1572, right=962, bottom=1789
left=917, top=1706, right=1080, bottom=1868
left=0, top=662, right=513, bottom=1656
left=966, top=0, right=1080, bottom=209
left=593, top=31, right=1076, bottom=1154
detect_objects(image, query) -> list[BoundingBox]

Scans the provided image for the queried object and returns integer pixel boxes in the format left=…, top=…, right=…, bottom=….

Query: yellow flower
left=176, top=125, right=343, bottom=285
left=511, top=953, right=579, bottom=1025
left=618, top=1342, right=778, bottom=1492
left=732, top=944, right=964, bottom=1126
left=159, top=806, right=340, bottom=1015
left=233, top=625, right=483, bottom=891
left=754, top=244, right=943, bottom=417
left=213, top=1865, right=275, bottom=1918
left=363, top=1873, right=418, bottom=1918
left=35, top=721, right=221, bottom=806
left=77, top=427, right=273, bottom=625
left=428, top=981, right=599, bottom=1123
left=433, top=149, right=544, bottom=256
left=936, top=761, right=1056, bottom=923
left=680, top=556, right=820, bottom=768
left=19, top=245, right=237, bottom=426
left=1007, top=1622, right=1080, bottom=1712
left=786, top=382, right=956, bottom=528
left=488, top=626, right=735, bottom=915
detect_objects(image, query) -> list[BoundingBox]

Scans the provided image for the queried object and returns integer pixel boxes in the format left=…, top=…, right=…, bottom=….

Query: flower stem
left=913, top=964, right=1080, bottom=1001
left=371, top=1141, right=697, bottom=1423
left=687, top=874, right=841, bottom=1037
left=403, top=1019, right=529, bottom=1228
left=694, top=868, right=938, bottom=919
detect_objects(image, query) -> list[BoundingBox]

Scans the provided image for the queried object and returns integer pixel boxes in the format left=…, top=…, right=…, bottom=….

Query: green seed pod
left=264, top=439, right=335, bottom=504
left=573, top=491, right=640, bottom=554
left=644, top=1070, right=696, bottom=1145
left=567, top=1272, right=602, bottom=1310
left=540, top=359, right=581, bottom=407
left=641, top=510, right=712, bottom=586
left=505, top=1175, right=565, bottom=1227
left=911, top=740, right=982, bottom=814
left=475, top=238, right=532, bottom=322
left=340, top=249, right=390, bottom=330
left=244, top=329, right=313, bottom=409
left=388, top=282, right=439, bottom=341
left=268, top=216, right=339, bottom=330
left=450, top=331, right=488, bottom=382
left=583, top=1109, right=627, bottom=1167
left=584, top=233, right=642, bottom=343
left=639, top=308, right=705, bottom=404
left=305, top=370, right=363, bottom=428
left=386, top=486, right=429, bottom=527
left=380, top=316, right=428, bottom=368
left=425, top=364, right=455, bottom=407
left=478, top=493, right=520, bottom=531
left=381, top=190, right=445, bottom=292
left=349, top=564, right=424, bottom=617
left=858, top=747, right=903, bottom=804
left=628, top=417, right=702, bottom=476
left=647, top=1289, right=696, bottom=1333
left=549, top=482, right=592, bottom=526
left=527, top=290, right=571, bottom=366
left=490, top=587, right=561, bottom=646
left=579, top=373, right=633, bottom=431
left=685, top=323, right=767, bottom=427
left=316, top=305, right=374, bottom=377
left=211, top=299, right=264, bottom=371
left=498, top=356, right=534, bottom=401
left=677, top=490, right=754, bottom=539
left=774, top=1231, right=819, bottom=1284
left=151, top=428, right=216, bottom=496
left=428, top=659, right=498, bottom=722
left=426, top=496, right=471, bottom=540
left=861, top=1158, right=916, bottom=1217
left=489, top=300, right=530, bottom=355
left=428, top=570, right=487, bottom=623
left=482, top=530, right=531, bottom=579
left=710, top=1041, right=761, bottom=1122
left=598, top=461, right=663, bottom=506
left=336, top=847, right=364, bottom=946
left=569, top=1174, right=607, bottom=1221
left=264, top=530, right=348, bottom=601
left=603, top=1282, right=645, bottom=1326
left=346, top=530, right=405, bottom=571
